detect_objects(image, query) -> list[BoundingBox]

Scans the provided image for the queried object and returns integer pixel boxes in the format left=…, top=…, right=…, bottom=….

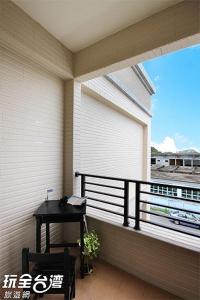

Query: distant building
left=151, top=152, right=200, bottom=204
left=151, top=152, right=200, bottom=167
left=151, top=180, right=200, bottom=200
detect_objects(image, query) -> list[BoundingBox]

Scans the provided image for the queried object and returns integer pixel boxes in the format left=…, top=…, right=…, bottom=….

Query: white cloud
left=152, top=137, right=178, bottom=153
left=152, top=135, right=200, bottom=153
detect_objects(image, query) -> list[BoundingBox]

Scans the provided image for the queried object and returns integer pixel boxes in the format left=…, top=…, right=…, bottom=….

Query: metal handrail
left=85, top=181, right=125, bottom=190
left=75, top=171, right=200, bottom=191
left=84, top=189, right=124, bottom=199
left=75, top=172, right=200, bottom=238
left=87, top=196, right=124, bottom=208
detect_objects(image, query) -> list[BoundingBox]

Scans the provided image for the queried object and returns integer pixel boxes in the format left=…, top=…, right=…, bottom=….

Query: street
left=150, top=215, right=200, bottom=236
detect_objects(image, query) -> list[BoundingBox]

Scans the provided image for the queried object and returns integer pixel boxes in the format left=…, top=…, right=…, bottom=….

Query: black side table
left=33, top=199, right=86, bottom=278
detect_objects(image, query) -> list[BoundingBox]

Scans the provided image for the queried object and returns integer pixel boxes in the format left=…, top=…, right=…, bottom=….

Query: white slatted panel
left=0, top=47, right=63, bottom=281
left=81, top=91, right=144, bottom=178
left=80, top=91, right=144, bottom=217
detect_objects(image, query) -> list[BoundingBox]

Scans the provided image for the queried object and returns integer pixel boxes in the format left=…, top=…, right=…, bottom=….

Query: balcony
left=75, top=172, right=200, bottom=241
left=1, top=1, right=200, bottom=300
left=59, top=172, right=200, bottom=300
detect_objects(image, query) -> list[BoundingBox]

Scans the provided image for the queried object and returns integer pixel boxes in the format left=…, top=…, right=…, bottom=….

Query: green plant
left=151, top=206, right=170, bottom=215
left=79, top=230, right=100, bottom=260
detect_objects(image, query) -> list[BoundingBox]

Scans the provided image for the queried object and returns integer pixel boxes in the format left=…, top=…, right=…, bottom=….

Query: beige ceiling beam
left=74, top=1, right=200, bottom=81
left=0, top=0, right=73, bottom=79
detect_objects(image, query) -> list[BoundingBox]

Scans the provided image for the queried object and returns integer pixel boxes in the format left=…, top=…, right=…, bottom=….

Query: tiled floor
left=43, top=260, right=182, bottom=300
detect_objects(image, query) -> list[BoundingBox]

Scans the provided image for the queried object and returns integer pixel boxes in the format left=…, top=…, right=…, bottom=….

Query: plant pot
left=83, top=257, right=93, bottom=275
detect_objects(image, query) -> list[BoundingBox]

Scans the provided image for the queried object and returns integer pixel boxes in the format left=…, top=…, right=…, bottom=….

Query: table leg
left=80, top=217, right=84, bottom=279
left=36, top=218, right=41, bottom=253
left=45, top=222, right=50, bottom=253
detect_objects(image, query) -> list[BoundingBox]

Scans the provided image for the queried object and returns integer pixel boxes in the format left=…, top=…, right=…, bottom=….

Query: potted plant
left=78, top=230, right=100, bottom=275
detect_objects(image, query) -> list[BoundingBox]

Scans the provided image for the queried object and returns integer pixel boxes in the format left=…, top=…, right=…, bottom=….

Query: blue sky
left=143, top=44, right=200, bottom=153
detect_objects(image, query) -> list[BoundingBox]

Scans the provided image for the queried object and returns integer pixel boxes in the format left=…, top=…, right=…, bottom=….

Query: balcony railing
left=75, top=172, right=200, bottom=238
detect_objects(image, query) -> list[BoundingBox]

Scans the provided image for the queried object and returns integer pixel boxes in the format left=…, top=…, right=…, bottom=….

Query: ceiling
left=13, top=0, right=182, bottom=52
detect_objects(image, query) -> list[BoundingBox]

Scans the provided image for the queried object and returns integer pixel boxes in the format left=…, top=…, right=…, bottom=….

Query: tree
left=151, top=146, right=161, bottom=155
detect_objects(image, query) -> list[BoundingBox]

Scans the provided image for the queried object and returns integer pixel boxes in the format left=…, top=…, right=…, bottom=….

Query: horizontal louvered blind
left=80, top=90, right=144, bottom=217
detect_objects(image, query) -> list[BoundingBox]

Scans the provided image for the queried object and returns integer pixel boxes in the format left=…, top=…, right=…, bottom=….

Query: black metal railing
left=75, top=172, right=200, bottom=238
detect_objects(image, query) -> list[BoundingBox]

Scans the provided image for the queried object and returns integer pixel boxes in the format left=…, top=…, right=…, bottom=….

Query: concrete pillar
left=142, top=124, right=151, bottom=221
left=64, top=79, right=82, bottom=196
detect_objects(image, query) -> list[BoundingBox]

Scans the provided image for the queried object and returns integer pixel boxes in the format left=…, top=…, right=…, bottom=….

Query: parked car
left=170, top=210, right=200, bottom=229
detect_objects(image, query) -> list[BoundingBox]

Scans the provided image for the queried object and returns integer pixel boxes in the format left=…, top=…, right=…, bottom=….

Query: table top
left=34, top=200, right=86, bottom=218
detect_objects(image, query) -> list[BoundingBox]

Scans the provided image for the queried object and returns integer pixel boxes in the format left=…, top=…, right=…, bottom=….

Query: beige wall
left=0, top=0, right=73, bottom=79
left=83, top=76, right=151, bottom=126
left=108, top=67, right=152, bottom=111
left=87, top=217, right=200, bottom=300
left=0, top=46, right=64, bottom=281
left=64, top=80, right=82, bottom=196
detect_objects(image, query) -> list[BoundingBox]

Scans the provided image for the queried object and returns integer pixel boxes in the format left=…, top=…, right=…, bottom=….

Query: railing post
left=81, top=174, right=85, bottom=198
left=123, top=180, right=129, bottom=227
left=134, top=182, right=140, bottom=230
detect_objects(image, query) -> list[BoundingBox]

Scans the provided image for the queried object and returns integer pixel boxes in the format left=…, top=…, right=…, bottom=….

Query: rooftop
left=152, top=151, right=200, bottom=158
left=151, top=169, right=200, bottom=185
